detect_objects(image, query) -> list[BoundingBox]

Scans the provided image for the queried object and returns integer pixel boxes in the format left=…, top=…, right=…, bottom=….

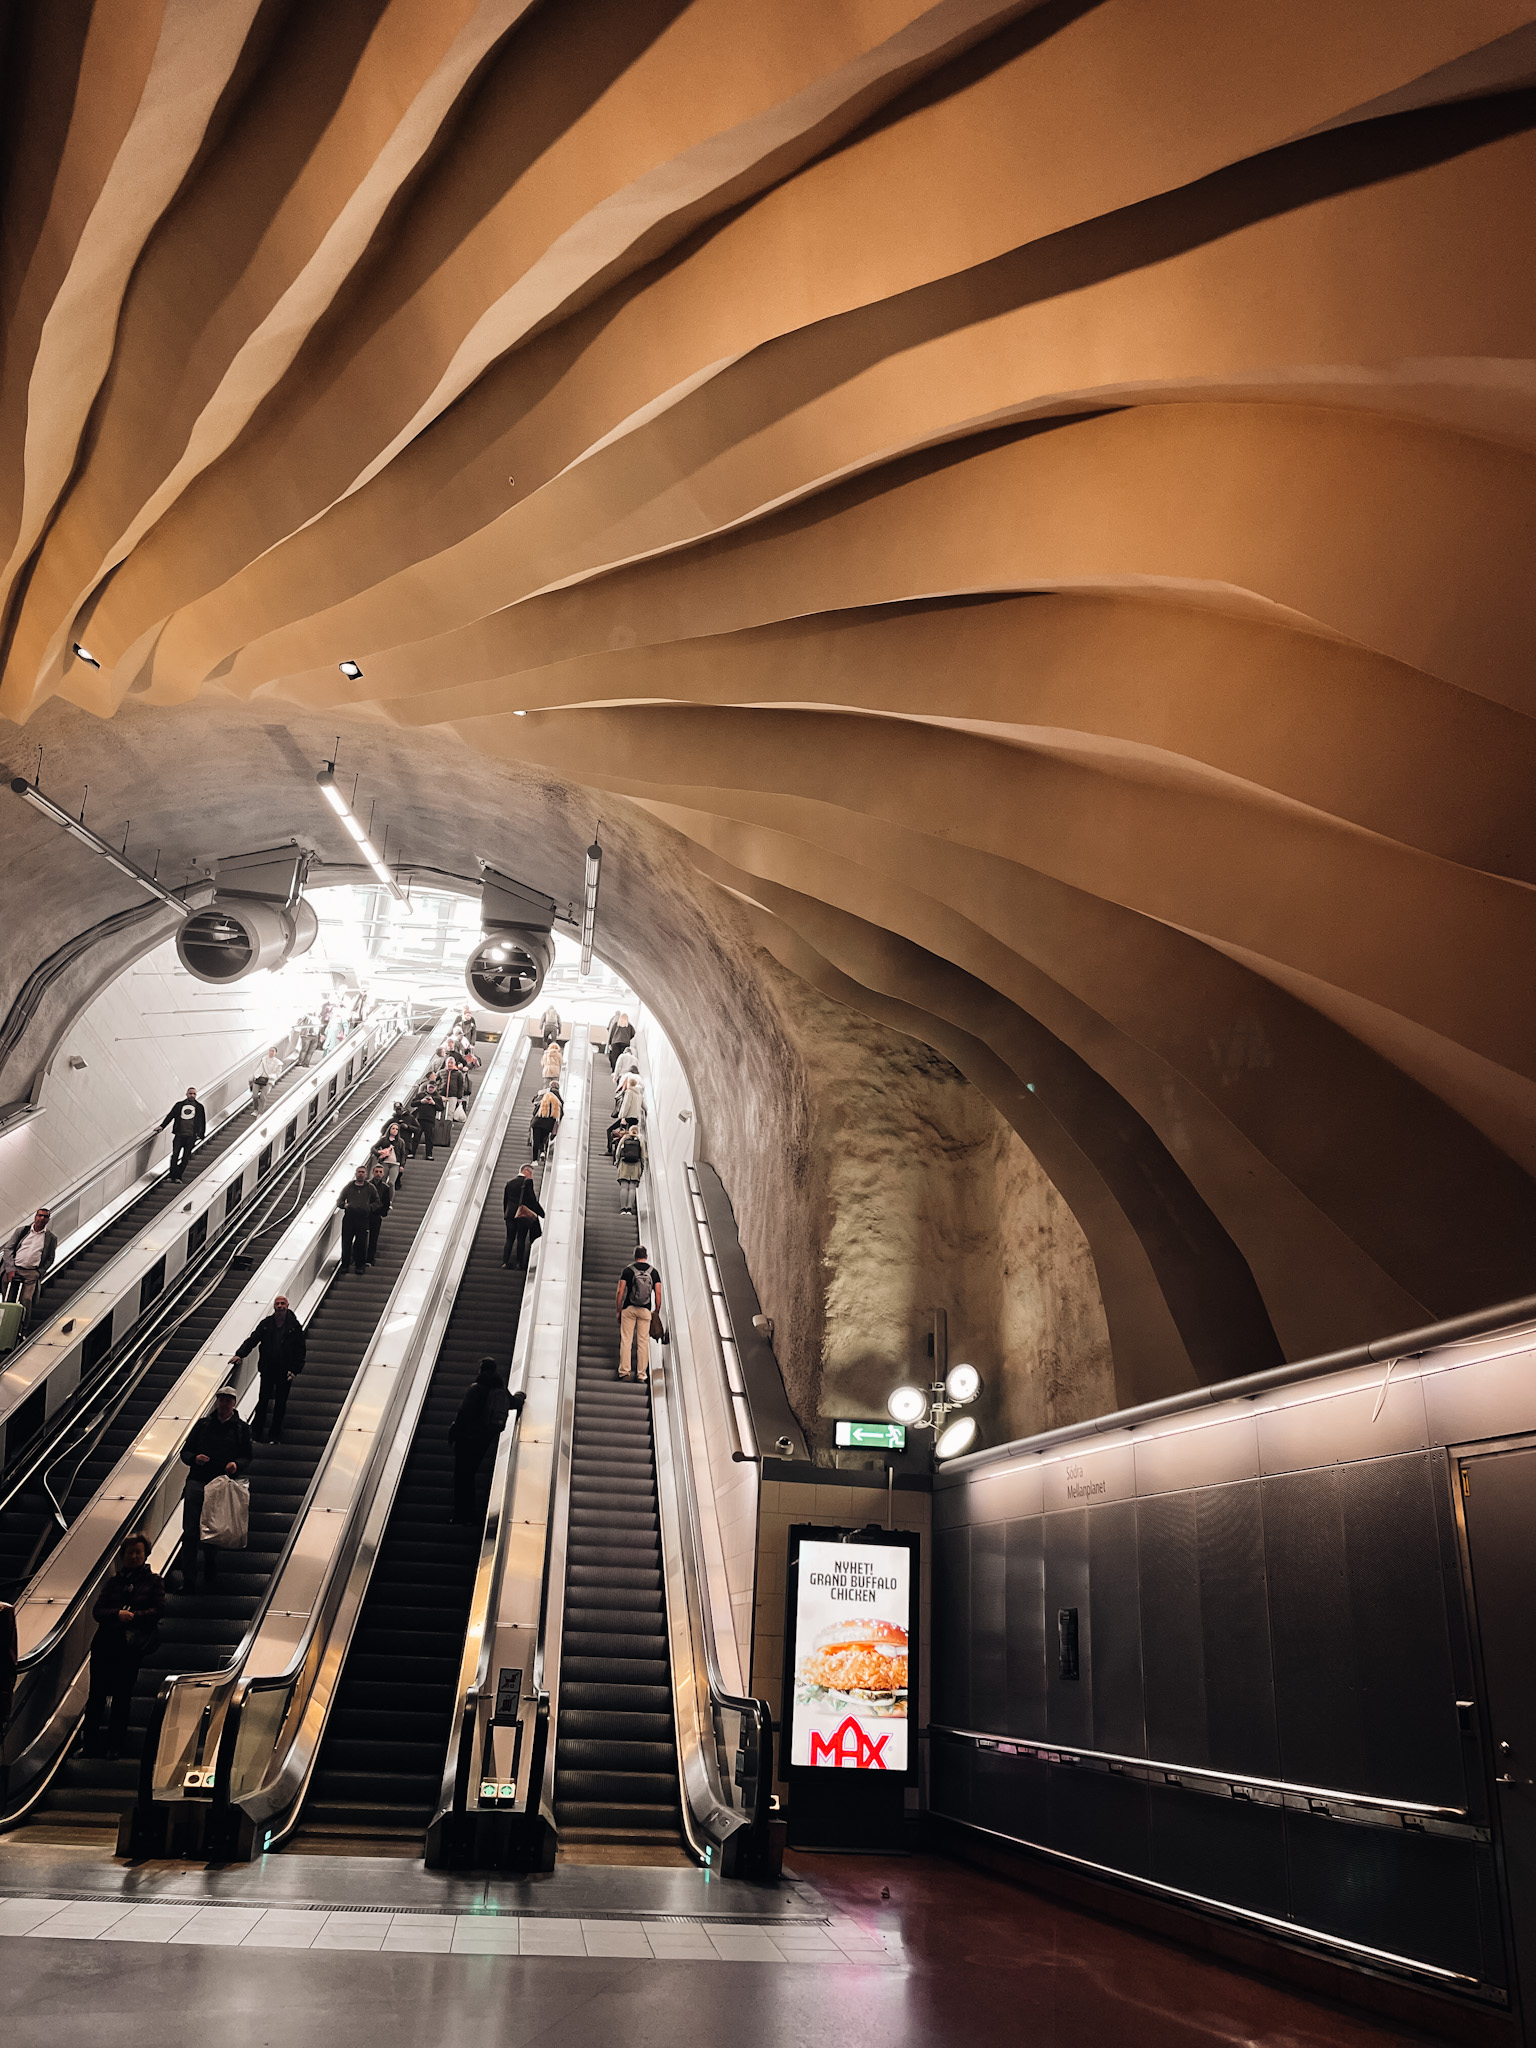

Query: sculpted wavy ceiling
left=4, top=0, right=1536, bottom=1405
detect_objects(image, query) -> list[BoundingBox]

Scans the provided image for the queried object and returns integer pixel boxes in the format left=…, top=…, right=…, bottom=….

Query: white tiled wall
left=0, top=935, right=333, bottom=1227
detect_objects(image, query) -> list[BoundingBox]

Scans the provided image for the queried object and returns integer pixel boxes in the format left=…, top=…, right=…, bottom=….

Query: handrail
left=430, top=1046, right=582, bottom=1863
left=640, top=1147, right=774, bottom=1876
left=2, top=1009, right=317, bottom=1255
left=133, top=1008, right=469, bottom=1778
left=527, top=1048, right=591, bottom=1837
left=0, top=1015, right=398, bottom=1536
left=180, top=1025, right=529, bottom=1852
left=0, top=1010, right=397, bottom=1464
left=0, top=1012, right=418, bottom=1817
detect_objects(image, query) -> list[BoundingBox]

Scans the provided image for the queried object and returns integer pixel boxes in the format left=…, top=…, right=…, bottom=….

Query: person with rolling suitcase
left=2, top=1206, right=56, bottom=1338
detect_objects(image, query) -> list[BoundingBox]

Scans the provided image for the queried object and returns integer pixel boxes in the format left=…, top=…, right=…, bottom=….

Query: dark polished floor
left=0, top=1844, right=1458, bottom=2048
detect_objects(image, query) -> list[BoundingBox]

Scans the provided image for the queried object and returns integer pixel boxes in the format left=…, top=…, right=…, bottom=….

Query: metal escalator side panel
left=425, top=1041, right=588, bottom=1868
left=217, top=1025, right=533, bottom=1844
left=0, top=1017, right=400, bottom=1475
left=0, top=1016, right=449, bottom=1819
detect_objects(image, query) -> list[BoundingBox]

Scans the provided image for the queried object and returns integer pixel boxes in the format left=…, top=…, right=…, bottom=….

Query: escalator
left=552, top=1050, right=683, bottom=1855
left=0, top=1045, right=393, bottom=1597
left=20, top=1034, right=449, bottom=1835
left=13, top=1059, right=311, bottom=1340
left=292, top=1048, right=548, bottom=1851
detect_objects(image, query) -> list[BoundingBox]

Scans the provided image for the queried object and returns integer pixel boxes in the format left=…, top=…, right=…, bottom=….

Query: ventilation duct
left=466, top=868, right=557, bottom=1012
left=176, top=849, right=317, bottom=985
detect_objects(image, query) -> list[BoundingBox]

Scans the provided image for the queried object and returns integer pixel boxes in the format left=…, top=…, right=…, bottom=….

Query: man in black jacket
left=161, top=1086, right=207, bottom=1182
left=232, top=1294, right=306, bottom=1444
left=449, top=1358, right=523, bottom=1522
left=502, top=1163, right=544, bottom=1269
left=387, top=1100, right=422, bottom=1159
left=335, top=1166, right=379, bottom=1275
left=415, top=1082, right=444, bottom=1159
left=84, top=1532, right=165, bottom=1758
left=177, top=1386, right=252, bottom=1589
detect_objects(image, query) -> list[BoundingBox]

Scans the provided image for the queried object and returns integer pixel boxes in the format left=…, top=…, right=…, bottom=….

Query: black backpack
left=619, top=1135, right=643, bottom=1165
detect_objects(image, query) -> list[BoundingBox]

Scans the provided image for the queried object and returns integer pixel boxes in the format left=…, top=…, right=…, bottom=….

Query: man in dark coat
left=449, top=1359, right=523, bottom=1523
left=177, top=1386, right=252, bottom=1589
left=232, top=1294, right=306, bottom=1444
left=503, top=1163, right=545, bottom=1269
left=415, top=1081, right=445, bottom=1158
left=161, top=1086, right=206, bottom=1182
left=335, top=1166, right=379, bottom=1275
left=388, top=1100, right=422, bottom=1159
left=84, top=1532, right=165, bottom=1758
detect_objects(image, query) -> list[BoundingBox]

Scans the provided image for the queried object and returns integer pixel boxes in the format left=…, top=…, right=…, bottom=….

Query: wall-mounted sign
left=783, top=1526, right=917, bottom=1778
left=834, top=1420, right=906, bottom=1450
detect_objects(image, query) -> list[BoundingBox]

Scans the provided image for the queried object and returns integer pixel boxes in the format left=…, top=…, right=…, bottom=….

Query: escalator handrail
left=0, top=1017, right=423, bottom=1816
left=437, top=1044, right=581, bottom=1836
left=527, top=1045, right=593, bottom=1830
left=202, top=1027, right=531, bottom=1835
left=0, top=1016, right=401, bottom=1542
left=639, top=1110, right=776, bottom=1871
left=0, top=1013, right=397, bottom=1468
left=139, top=1010, right=467, bottom=1725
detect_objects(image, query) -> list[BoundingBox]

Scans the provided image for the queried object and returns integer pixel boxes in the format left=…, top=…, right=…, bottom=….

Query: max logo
left=810, top=1715, right=889, bottom=1769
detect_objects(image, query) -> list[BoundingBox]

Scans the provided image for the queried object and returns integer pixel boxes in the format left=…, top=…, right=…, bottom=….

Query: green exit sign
left=835, top=1420, right=906, bottom=1450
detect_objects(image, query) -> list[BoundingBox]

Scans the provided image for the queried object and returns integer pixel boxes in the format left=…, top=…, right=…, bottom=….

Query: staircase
left=552, top=1050, right=683, bottom=1856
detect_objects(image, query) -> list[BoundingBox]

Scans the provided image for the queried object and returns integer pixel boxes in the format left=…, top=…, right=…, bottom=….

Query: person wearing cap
left=176, top=1385, right=252, bottom=1590
left=231, top=1294, right=306, bottom=1444
left=448, top=1359, right=524, bottom=1523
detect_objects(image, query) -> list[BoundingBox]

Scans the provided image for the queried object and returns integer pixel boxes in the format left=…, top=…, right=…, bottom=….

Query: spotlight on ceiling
left=72, top=643, right=100, bottom=668
left=935, top=1415, right=979, bottom=1461
left=338, top=659, right=363, bottom=681
left=886, top=1384, right=928, bottom=1426
left=945, top=1362, right=982, bottom=1405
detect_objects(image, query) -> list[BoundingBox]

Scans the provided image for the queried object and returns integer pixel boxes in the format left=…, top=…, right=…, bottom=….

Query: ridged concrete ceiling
left=4, top=0, right=1536, bottom=1407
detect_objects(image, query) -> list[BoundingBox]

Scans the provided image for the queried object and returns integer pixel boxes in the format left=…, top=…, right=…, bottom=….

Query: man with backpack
left=448, top=1358, right=524, bottom=1522
left=615, top=1123, right=646, bottom=1215
left=615, top=1246, right=663, bottom=1382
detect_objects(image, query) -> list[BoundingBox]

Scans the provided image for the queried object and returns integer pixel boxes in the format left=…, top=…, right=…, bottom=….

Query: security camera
left=752, top=1314, right=774, bottom=1341
left=775, top=1435, right=794, bottom=1455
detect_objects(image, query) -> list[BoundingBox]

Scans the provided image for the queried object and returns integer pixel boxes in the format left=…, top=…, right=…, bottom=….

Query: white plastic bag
left=199, top=1474, right=250, bottom=1549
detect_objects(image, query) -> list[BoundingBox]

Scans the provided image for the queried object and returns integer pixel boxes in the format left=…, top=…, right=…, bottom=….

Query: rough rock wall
left=753, top=954, right=1113, bottom=1451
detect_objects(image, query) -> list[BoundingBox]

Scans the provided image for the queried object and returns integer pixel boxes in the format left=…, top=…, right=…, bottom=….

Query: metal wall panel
left=1283, top=1811, right=1497, bottom=1983
left=1195, top=1481, right=1280, bottom=1780
left=1137, top=1491, right=1210, bottom=1768
left=969, top=1522, right=1007, bottom=1732
left=1342, top=1454, right=1463, bottom=1808
left=1088, top=1500, right=1145, bottom=1756
left=1004, top=1516, right=1046, bottom=1740
left=933, top=1525, right=970, bottom=1730
left=1147, top=1783, right=1288, bottom=1917
left=1044, top=1510, right=1091, bottom=1749
left=1264, top=1468, right=1367, bottom=1793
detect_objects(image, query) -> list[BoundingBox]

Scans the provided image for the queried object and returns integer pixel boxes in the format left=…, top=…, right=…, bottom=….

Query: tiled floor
left=0, top=1848, right=1460, bottom=2047
left=0, top=1893, right=899, bottom=1963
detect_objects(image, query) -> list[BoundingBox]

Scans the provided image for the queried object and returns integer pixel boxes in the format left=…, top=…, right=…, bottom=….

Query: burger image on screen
left=796, top=1618, right=908, bottom=1718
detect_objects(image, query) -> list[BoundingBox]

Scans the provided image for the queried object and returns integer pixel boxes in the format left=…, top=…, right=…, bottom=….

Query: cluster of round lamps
left=887, top=1362, right=983, bottom=1460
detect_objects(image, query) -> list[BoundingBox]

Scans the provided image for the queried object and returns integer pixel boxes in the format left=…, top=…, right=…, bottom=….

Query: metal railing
left=427, top=1048, right=585, bottom=1869
left=135, top=1024, right=528, bottom=1857
left=0, top=1012, right=414, bottom=1820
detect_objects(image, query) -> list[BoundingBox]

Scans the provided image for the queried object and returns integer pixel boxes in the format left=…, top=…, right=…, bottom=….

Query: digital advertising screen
left=784, top=1527, right=917, bottom=1777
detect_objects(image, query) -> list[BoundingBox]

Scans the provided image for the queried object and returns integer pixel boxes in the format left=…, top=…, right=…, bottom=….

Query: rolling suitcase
left=0, top=1277, right=26, bottom=1354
